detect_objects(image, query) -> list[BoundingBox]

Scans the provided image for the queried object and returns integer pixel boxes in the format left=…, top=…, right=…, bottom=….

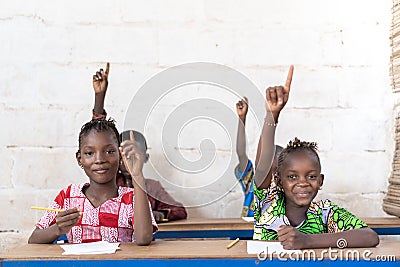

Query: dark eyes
left=308, top=175, right=318, bottom=180
left=83, top=150, right=116, bottom=156
left=287, top=175, right=318, bottom=180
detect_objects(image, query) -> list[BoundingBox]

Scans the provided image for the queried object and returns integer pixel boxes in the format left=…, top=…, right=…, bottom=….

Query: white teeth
left=296, top=192, right=309, bottom=196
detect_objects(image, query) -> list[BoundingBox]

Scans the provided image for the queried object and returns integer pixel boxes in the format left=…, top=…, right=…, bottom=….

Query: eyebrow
left=286, top=169, right=319, bottom=173
left=81, top=144, right=117, bottom=149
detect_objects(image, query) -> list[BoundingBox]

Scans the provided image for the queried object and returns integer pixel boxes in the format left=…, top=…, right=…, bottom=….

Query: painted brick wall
left=0, top=0, right=394, bottom=252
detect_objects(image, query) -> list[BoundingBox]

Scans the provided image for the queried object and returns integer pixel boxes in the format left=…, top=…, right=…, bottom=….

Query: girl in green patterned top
left=253, top=65, right=379, bottom=249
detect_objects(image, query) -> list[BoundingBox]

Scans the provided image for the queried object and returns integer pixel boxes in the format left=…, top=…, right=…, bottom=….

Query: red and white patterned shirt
left=36, top=183, right=158, bottom=243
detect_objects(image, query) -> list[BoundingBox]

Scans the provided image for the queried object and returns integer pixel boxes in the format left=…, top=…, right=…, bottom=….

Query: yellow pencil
left=31, top=206, right=64, bottom=212
left=226, top=238, right=240, bottom=249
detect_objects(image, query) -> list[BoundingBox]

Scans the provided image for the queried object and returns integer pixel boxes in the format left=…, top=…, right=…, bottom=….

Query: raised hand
left=55, top=208, right=82, bottom=235
left=277, top=225, right=308, bottom=250
left=265, top=65, right=294, bottom=116
left=93, top=62, right=110, bottom=95
left=236, top=96, right=249, bottom=121
left=120, top=131, right=144, bottom=178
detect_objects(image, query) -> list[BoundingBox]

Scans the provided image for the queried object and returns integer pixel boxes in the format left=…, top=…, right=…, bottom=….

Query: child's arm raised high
left=236, top=97, right=249, bottom=172
left=254, top=66, right=294, bottom=189
left=92, top=62, right=109, bottom=118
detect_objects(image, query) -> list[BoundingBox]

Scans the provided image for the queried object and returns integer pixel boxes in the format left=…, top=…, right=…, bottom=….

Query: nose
left=94, top=152, right=106, bottom=164
left=297, top=176, right=309, bottom=186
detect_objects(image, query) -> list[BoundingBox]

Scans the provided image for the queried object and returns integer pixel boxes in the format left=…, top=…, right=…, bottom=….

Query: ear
left=275, top=173, right=282, bottom=186
left=76, top=151, right=82, bottom=166
left=319, top=174, right=324, bottom=188
left=144, top=153, right=149, bottom=163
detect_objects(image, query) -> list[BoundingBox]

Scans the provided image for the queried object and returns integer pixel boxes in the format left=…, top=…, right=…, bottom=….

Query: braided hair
left=78, top=118, right=120, bottom=152
left=277, top=137, right=320, bottom=176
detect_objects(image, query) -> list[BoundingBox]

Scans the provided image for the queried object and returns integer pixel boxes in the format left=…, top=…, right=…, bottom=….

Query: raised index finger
left=130, top=130, right=135, bottom=143
left=284, top=65, right=294, bottom=93
left=105, top=62, right=110, bottom=76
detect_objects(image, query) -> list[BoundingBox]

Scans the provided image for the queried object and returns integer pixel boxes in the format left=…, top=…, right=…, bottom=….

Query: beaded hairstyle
left=78, top=118, right=120, bottom=152
left=276, top=137, right=320, bottom=175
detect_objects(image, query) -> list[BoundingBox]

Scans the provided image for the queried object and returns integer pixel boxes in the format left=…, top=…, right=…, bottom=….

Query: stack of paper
left=241, top=216, right=254, bottom=222
left=247, top=240, right=301, bottom=254
left=60, top=241, right=120, bottom=255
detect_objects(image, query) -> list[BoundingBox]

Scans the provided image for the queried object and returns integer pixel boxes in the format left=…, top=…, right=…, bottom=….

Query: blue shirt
left=235, top=160, right=255, bottom=217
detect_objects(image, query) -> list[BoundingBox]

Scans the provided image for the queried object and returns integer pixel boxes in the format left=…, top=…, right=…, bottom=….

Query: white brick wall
left=0, top=0, right=395, bottom=251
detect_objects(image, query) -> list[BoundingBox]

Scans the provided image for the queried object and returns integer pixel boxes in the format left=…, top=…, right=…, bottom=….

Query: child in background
left=92, top=63, right=187, bottom=223
left=119, top=130, right=187, bottom=222
left=28, top=119, right=157, bottom=244
left=235, top=97, right=282, bottom=217
left=253, top=65, right=379, bottom=249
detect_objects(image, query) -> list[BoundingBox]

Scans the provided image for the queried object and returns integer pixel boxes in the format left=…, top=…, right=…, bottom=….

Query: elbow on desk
left=27, top=232, right=44, bottom=244
left=135, top=233, right=154, bottom=246
left=369, top=230, right=380, bottom=247
left=27, top=237, right=53, bottom=244
left=362, top=228, right=380, bottom=247
left=135, top=239, right=152, bottom=246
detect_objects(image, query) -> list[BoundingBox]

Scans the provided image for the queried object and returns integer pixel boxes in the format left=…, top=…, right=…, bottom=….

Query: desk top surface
left=1, top=240, right=399, bottom=261
left=157, top=217, right=400, bottom=231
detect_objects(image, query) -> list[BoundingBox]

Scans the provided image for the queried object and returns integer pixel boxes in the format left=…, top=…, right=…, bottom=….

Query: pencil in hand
left=30, top=206, right=64, bottom=212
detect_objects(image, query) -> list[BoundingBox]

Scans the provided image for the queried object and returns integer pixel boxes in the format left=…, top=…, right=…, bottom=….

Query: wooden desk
left=361, top=217, right=400, bottom=235
left=154, top=217, right=400, bottom=239
left=1, top=240, right=398, bottom=266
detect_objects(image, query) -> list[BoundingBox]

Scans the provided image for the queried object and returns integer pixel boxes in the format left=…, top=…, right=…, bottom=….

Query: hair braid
left=277, top=137, right=320, bottom=175
left=78, top=118, right=120, bottom=152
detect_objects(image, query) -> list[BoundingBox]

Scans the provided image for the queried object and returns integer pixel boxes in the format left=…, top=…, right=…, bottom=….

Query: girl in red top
left=28, top=119, right=158, bottom=244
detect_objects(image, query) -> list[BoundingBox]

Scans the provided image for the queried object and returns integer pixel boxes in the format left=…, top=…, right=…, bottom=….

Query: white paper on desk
left=241, top=216, right=254, bottom=222
left=60, top=241, right=120, bottom=255
left=247, top=240, right=301, bottom=255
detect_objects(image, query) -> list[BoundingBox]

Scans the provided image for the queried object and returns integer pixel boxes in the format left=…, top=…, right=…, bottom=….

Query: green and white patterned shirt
left=253, top=176, right=368, bottom=240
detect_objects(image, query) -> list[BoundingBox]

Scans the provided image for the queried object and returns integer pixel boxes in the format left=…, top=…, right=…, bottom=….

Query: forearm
left=93, top=92, right=106, bottom=115
left=253, top=111, right=278, bottom=188
left=133, top=174, right=154, bottom=245
left=28, top=225, right=61, bottom=244
left=236, top=116, right=248, bottom=172
left=306, top=228, right=379, bottom=248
